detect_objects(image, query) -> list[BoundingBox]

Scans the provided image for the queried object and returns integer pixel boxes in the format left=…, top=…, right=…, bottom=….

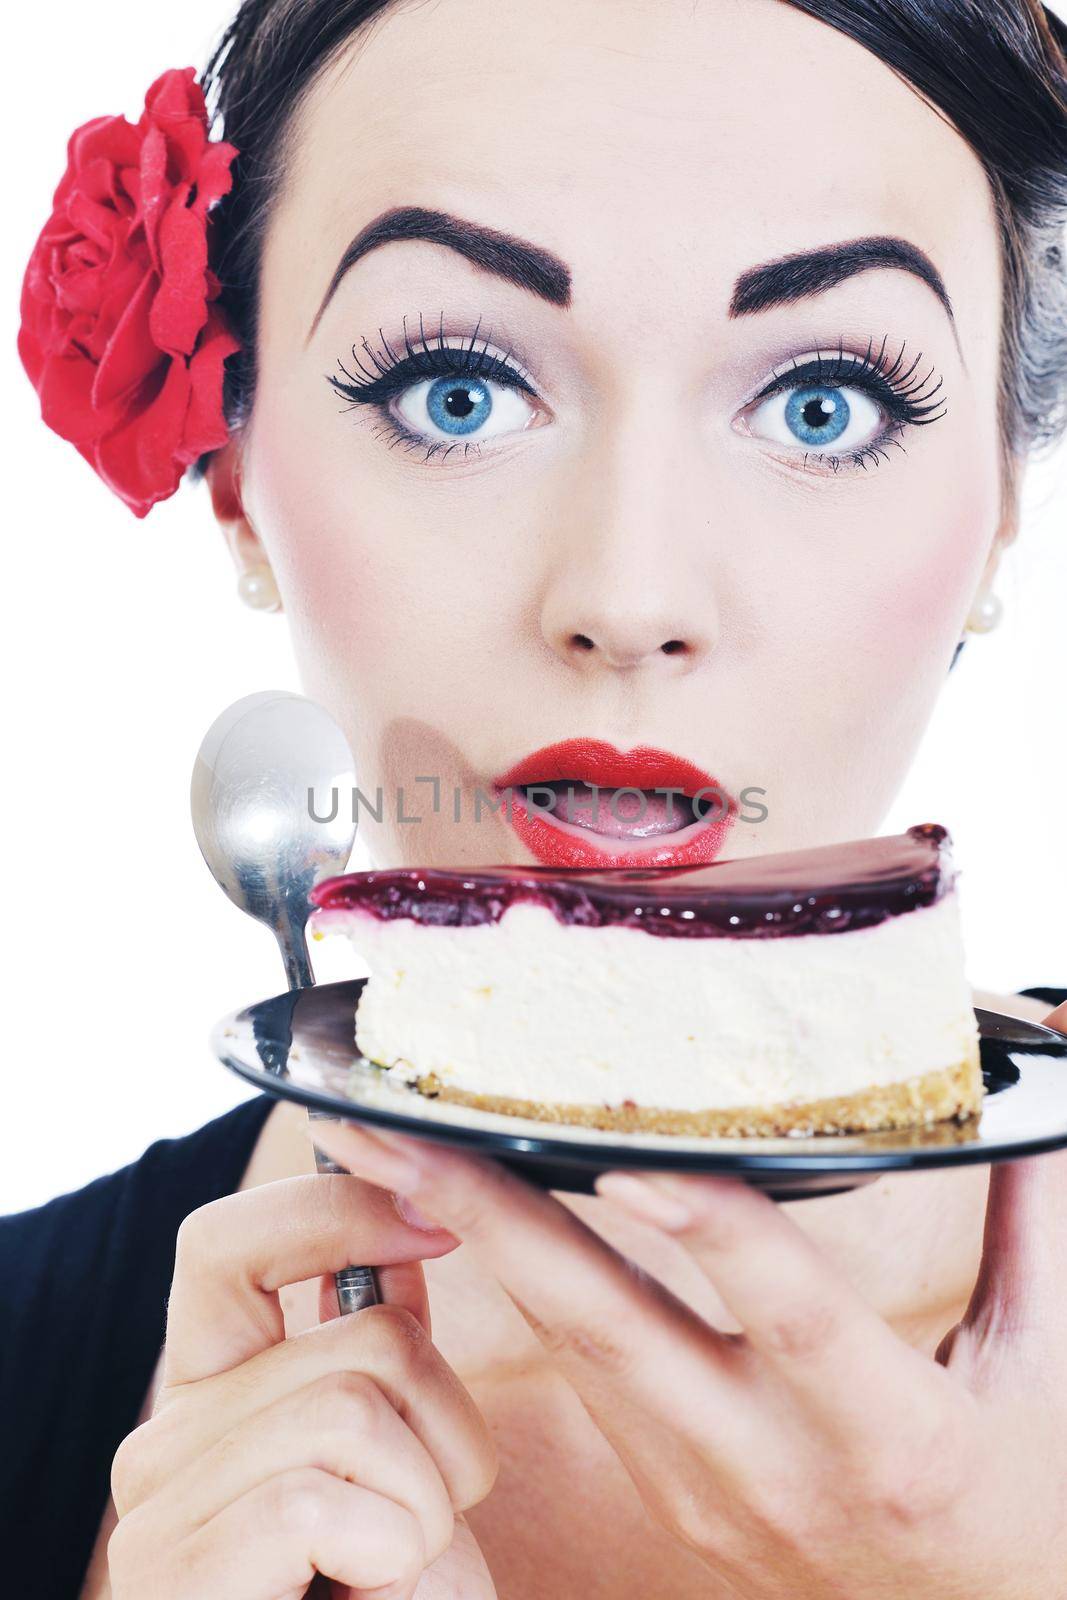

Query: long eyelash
left=328, top=311, right=534, bottom=405
left=752, top=334, right=946, bottom=473
left=800, top=433, right=909, bottom=475
left=756, top=334, right=946, bottom=421
left=326, top=311, right=538, bottom=463
left=327, top=324, right=946, bottom=471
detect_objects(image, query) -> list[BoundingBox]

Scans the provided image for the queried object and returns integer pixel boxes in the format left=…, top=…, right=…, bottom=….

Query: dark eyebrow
left=729, top=235, right=956, bottom=331
left=307, top=205, right=572, bottom=341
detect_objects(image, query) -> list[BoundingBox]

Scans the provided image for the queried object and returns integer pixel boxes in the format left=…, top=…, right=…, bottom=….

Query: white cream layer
left=312, top=893, right=978, bottom=1110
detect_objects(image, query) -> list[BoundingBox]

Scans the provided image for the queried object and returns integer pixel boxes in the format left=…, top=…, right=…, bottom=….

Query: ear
left=974, top=469, right=1021, bottom=596
left=205, top=441, right=283, bottom=613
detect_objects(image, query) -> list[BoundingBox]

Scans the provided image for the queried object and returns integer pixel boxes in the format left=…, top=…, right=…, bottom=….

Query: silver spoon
left=191, top=689, right=380, bottom=1314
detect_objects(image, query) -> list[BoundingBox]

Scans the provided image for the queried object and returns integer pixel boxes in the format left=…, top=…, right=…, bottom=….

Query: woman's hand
left=107, top=1173, right=499, bottom=1599
left=310, top=1004, right=1067, bottom=1599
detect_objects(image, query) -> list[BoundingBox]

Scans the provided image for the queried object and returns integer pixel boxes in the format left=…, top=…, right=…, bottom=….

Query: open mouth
left=514, top=780, right=724, bottom=840
left=492, top=740, right=737, bottom=869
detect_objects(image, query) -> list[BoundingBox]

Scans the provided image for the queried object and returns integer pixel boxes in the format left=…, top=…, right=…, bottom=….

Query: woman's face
left=224, top=0, right=1007, bottom=871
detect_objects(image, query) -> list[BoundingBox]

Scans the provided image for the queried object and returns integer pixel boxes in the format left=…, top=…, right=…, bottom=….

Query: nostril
left=572, top=634, right=596, bottom=651
left=661, top=639, right=687, bottom=655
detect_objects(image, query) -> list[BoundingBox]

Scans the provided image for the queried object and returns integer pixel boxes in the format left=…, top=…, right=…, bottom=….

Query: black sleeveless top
left=2, top=986, right=1064, bottom=1598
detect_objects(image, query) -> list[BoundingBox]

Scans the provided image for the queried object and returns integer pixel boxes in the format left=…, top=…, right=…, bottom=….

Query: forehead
left=265, top=0, right=999, bottom=348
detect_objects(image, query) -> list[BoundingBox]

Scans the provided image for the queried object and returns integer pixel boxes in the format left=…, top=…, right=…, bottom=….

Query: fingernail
left=393, top=1193, right=448, bottom=1232
left=594, top=1172, right=692, bottom=1230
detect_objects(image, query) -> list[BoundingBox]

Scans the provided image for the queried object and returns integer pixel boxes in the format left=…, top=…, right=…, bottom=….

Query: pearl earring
left=964, top=590, right=1003, bottom=635
left=237, top=563, right=281, bottom=613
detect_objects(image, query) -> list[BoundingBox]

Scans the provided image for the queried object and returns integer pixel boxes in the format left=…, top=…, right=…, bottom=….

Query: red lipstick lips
left=491, top=737, right=737, bottom=869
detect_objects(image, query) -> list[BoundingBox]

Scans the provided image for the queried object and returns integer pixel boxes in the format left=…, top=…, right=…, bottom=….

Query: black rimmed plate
left=213, top=980, right=1067, bottom=1199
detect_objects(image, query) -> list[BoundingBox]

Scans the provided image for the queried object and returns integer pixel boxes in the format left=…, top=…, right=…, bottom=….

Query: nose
left=546, top=606, right=704, bottom=670
left=539, top=443, right=719, bottom=673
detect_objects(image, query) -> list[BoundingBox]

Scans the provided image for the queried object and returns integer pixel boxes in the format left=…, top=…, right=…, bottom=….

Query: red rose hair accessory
left=17, top=68, right=240, bottom=519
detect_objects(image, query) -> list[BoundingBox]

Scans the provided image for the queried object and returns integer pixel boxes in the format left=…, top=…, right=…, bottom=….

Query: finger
left=416, top=1512, right=495, bottom=1599
left=122, top=1370, right=456, bottom=1569
left=310, top=1121, right=936, bottom=1440
left=317, top=1260, right=431, bottom=1335
left=124, top=1472, right=427, bottom=1599
left=965, top=993, right=1067, bottom=1356
left=1040, top=998, right=1067, bottom=1035
left=163, top=1174, right=458, bottom=1386
left=965, top=1146, right=1067, bottom=1357
left=145, top=1304, right=496, bottom=1514
left=593, top=1168, right=938, bottom=1424
left=306, top=1122, right=764, bottom=1454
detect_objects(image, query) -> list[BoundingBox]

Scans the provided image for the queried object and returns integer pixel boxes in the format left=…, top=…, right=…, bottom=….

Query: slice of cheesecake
left=307, top=823, right=983, bottom=1136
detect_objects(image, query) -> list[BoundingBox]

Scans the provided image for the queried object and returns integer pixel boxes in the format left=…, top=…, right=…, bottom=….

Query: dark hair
left=199, top=0, right=1067, bottom=505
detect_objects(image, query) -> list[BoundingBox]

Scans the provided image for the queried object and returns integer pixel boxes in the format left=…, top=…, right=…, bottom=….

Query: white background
left=2, top=1, right=1064, bottom=1211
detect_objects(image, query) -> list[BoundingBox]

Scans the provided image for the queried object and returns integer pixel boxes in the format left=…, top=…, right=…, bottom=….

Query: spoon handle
left=278, top=902, right=315, bottom=991
left=308, top=1108, right=382, bottom=1312
left=276, top=923, right=381, bottom=1314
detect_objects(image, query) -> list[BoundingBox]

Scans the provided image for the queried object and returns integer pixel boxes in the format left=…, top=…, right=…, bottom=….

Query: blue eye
left=783, top=385, right=851, bottom=447
left=328, top=322, right=542, bottom=456
left=394, top=371, right=536, bottom=444
left=332, top=327, right=948, bottom=471
left=424, top=376, right=492, bottom=436
left=746, top=377, right=883, bottom=457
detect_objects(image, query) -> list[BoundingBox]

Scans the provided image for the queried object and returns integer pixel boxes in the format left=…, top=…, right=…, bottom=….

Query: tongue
left=524, top=781, right=697, bottom=839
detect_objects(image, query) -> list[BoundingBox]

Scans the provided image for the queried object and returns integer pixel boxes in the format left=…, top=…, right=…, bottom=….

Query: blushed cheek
left=243, top=407, right=403, bottom=698
left=884, top=525, right=977, bottom=659
left=765, top=444, right=999, bottom=810
left=833, top=456, right=998, bottom=768
left=886, top=454, right=999, bottom=659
